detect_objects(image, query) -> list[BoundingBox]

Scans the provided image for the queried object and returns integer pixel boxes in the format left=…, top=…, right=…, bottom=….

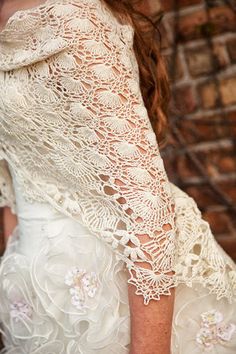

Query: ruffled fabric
left=0, top=223, right=130, bottom=354
left=0, top=173, right=236, bottom=353
left=0, top=168, right=130, bottom=353
left=172, top=284, right=236, bottom=353
left=171, top=184, right=236, bottom=303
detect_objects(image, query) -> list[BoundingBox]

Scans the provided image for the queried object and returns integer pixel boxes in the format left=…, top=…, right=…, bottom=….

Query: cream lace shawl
left=0, top=0, right=235, bottom=305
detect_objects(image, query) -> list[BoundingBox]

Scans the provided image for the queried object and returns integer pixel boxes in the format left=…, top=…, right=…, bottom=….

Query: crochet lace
left=1, top=0, right=175, bottom=304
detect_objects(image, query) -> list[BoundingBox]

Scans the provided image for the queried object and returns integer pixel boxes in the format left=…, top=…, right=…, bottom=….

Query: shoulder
left=50, top=0, right=118, bottom=31
left=58, top=0, right=133, bottom=41
left=57, top=1, right=134, bottom=53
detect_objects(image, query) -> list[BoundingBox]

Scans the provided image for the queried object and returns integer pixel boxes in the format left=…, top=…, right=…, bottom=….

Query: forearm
left=2, top=206, right=18, bottom=245
left=128, top=280, right=175, bottom=354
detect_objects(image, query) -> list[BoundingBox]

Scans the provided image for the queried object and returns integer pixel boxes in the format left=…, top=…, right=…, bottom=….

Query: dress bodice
left=8, top=163, right=88, bottom=261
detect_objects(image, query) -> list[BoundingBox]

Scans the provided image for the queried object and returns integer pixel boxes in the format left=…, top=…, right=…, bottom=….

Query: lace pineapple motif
left=0, top=0, right=176, bottom=304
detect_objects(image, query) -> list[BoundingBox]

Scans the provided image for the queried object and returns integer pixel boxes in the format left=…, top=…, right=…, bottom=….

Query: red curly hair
left=103, top=0, right=170, bottom=145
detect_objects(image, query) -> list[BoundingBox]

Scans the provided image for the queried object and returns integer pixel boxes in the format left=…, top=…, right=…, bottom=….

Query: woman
left=0, top=0, right=235, bottom=353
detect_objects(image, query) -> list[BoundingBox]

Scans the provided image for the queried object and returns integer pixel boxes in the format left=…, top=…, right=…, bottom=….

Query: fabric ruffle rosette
left=0, top=237, right=57, bottom=351
left=0, top=220, right=130, bottom=353
left=171, top=284, right=236, bottom=353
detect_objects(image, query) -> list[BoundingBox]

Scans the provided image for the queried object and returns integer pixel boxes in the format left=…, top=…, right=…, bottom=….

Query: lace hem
left=171, top=184, right=236, bottom=304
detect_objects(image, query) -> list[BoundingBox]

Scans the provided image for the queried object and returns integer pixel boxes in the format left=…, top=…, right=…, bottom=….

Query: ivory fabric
left=0, top=0, right=177, bottom=304
left=1, top=165, right=236, bottom=353
left=0, top=0, right=236, bottom=352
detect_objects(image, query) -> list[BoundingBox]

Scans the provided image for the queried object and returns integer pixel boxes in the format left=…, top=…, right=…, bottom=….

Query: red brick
left=198, top=77, right=236, bottom=109
left=210, top=6, right=236, bottom=34
left=177, top=6, right=236, bottom=42
left=220, top=76, right=236, bottom=106
left=216, top=236, right=236, bottom=261
left=218, top=156, right=236, bottom=173
left=184, top=186, right=218, bottom=209
left=203, top=211, right=233, bottom=235
left=179, top=120, right=214, bottom=143
left=213, top=42, right=229, bottom=67
left=227, top=38, right=236, bottom=63
left=185, top=46, right=215, bottom=77
left=218, top=182, right=236, bottom=202
left=185, top=43, right=228, bottom=77
left=176, top=156, right=199, bottom=178
left=161, top=0, right=202, bottom=12
left=199, top=149, right=236, bottom=176
left=226, top=111, right=236, bottom=136
left=180, top=115, right=233, bottom=143
left=172, top=85, right=197, bottom=114
left=198, top=81, right=219, bottom=109
left=165, top=52, right=184, bottom=80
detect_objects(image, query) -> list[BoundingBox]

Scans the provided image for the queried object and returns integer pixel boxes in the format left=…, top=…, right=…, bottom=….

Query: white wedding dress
left=0, top=164, right=131, bottom=353
left=0, top=0, right=236, bottom=353
left=0, top=164, right=236, bottom=353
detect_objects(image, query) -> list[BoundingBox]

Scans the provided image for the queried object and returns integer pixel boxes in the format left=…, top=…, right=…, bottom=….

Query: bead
left=196, top=309, right=236, bottom=349
left=64, top=267, right=99, bottom=310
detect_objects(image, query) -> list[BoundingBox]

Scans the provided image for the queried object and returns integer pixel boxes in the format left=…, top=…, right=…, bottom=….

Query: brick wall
left=157, top=0, right=236, bottom=259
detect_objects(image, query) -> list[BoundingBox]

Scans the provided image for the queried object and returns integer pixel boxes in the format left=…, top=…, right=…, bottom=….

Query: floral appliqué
left=196, top=309, right=236, bottom=350
left=64, top=267, right=99, bottom=310
left=10, top=300, right=33, bottom=322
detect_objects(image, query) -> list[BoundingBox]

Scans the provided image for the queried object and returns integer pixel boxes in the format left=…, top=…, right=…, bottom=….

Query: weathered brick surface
left=159, top=0, right=236, bottom=255
left=227, top=110, right=236, bottom=136
left=173, top=85, right=197, bottom=114
left=185, top=46, right=215, bottom=77
left=198, top=81, right=219, bottom=109
left=227, top=39, right=236, bottom=63
left=162, top=0, right=202, bottom=12
left=198, top=76, right=236, bottom=108
left=203, top=210, right=235, bottom=235
left=176, top=6, right=236, bottom=42
left=220, top=76, right=236, bottom=106
left=165, top=53, right=184, bottom=79
left=179, top=115, right=233, bottom=143
left=185, top=43, right=228, bottom=77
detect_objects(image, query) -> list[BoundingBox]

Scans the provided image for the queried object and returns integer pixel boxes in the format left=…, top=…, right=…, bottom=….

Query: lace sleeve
left=50, top=0, right=177, bottom=304
left=0, top=159, right=16, bottom=214
left=6, top=0, right=175, bottom=304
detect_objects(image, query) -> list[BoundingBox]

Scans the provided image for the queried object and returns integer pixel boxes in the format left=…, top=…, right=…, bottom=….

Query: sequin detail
left=196, top=309, right=236, bottom=349
left=64, top=267, right=99, bottom=309
left=10, top=300, right=33, bottom=322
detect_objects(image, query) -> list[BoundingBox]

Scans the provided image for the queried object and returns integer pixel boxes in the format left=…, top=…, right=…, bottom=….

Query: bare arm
left=0, top=159, right=17, bottom=247
left=126, top=222, right=175, bottom=354
left=114, top=181, right=175, bottom=353
left=128, top=279, right=175, bottom=354
left=2, top=206, right=18, bottom=246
